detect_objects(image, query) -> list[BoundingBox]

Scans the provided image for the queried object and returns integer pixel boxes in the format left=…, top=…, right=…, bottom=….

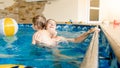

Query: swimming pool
left=0, top=24, right=119, bottom=68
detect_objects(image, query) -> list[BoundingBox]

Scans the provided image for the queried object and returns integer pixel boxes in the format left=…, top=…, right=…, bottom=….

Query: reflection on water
left=3, top=35, right=17, bottom=48
left=0, top=36, right=18, bottom=58
left=0, top=54, right=16, bottom=58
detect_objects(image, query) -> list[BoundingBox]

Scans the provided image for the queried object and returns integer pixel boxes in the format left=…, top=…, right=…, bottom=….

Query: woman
left=32, top=15, right=100, bottom=48
left=32, top=15, right=100, bottom=60
left=45, top=19, right=100, bottom=44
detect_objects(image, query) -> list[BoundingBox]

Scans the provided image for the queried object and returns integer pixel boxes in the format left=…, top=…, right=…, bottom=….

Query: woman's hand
left=88, top=27, right=100, bottom=34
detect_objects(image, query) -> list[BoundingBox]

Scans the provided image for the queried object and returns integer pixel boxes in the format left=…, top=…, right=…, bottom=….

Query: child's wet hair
left=46, top=19, right=56, bottom=24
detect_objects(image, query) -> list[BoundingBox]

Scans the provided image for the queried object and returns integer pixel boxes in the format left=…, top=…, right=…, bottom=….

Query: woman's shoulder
left=34, top=30, right=48, bottom=34
left=38, top=30, right=50, bottom=33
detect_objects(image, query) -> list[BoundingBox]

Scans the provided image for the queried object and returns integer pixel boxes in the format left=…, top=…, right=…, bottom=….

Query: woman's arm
left=32, top=35, right=37, bottom=45
left=65, top=31, right=90, bottom=43
left=66, top=27, right=100, bottom=43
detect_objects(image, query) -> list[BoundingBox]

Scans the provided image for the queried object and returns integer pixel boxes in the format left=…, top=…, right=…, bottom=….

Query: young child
left=45, top=19, right=58, bottom=38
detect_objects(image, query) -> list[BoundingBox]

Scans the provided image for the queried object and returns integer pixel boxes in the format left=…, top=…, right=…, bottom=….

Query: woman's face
left=46, top=20, right=56, bottom=30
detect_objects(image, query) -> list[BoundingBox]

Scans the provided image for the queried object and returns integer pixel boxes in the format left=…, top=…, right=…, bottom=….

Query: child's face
left=46, top=20, right=56, bottom=30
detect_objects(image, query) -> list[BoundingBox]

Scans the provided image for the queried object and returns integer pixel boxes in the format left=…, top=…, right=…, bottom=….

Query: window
left=89, top=0, right=99, bottom=21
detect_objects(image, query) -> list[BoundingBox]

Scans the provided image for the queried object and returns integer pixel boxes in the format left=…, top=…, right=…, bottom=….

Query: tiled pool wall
left=18, top=24, right=95, bottom=31
left=18, top=24, right=119, bottom=68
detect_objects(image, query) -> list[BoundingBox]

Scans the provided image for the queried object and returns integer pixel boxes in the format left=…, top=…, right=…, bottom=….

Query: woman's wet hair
left=32, top=15, right=46, bottom=29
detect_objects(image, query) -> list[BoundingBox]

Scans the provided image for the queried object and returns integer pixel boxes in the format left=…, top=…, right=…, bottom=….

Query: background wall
left=78, top=0, right=89, bottom=23
left=0, top=0, right=120, bottom=23
left=44, top=0, right=120, bottom=23
left=0, top=0, right=15, bottom=9
left=0, top=0, right=45, bottom=23
left=100, top=0, right=120, bottom=22
left=43, top=0, right=78, bottom=23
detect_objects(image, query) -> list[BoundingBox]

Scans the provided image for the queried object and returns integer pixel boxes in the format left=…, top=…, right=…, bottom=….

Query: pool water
left=0, top=24, right=118, bottom=68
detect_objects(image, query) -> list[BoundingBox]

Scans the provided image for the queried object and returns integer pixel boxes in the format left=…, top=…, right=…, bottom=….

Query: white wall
left=1, top=0, right=120, bottom=23
left=100, top=0, right=120, bottom=22
left=44, top=0, right=120, bottom=23
left=43, top=0, right=78, bottom=23
left=78, top=0, right=89, bottom=23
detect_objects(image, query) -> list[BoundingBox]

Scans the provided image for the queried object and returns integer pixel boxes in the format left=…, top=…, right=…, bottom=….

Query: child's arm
left=51, top=30, right=57, bottom=38
left=47, top=29, right=58, bottom=38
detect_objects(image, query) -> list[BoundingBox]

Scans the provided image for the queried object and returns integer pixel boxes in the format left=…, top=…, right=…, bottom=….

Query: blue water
left=0, top=24, right=118, bottom=68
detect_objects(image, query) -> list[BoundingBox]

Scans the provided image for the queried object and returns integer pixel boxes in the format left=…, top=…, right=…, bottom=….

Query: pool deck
left=100, top=24, right=120, bottom=63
